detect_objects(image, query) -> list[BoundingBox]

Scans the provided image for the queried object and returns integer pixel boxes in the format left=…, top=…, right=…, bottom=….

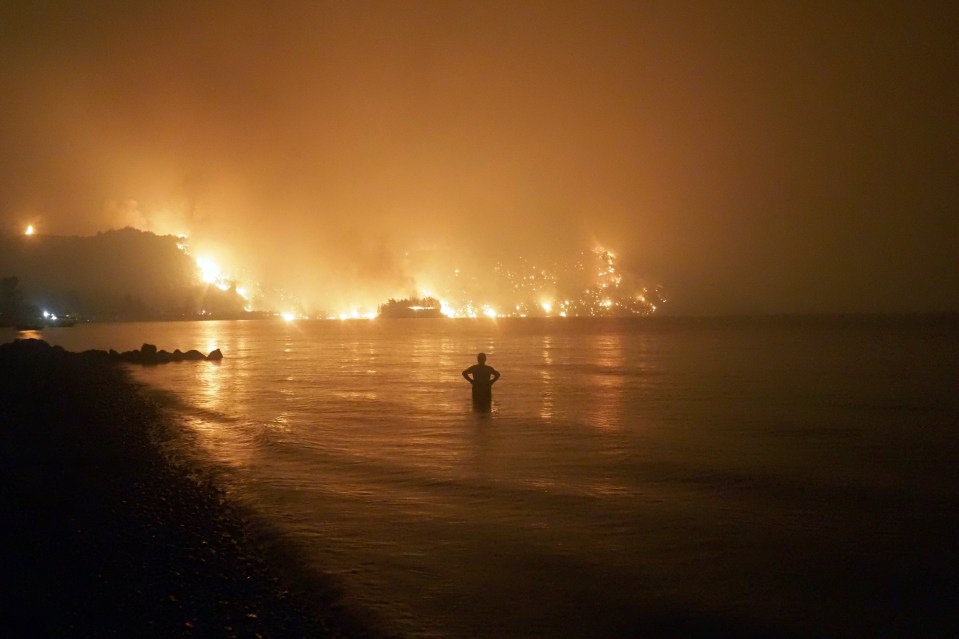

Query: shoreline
left=0, top=338, right=381, bottom=638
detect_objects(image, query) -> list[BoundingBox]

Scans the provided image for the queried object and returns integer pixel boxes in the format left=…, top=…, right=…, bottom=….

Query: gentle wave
left=20, top=316, right=959, bottom=638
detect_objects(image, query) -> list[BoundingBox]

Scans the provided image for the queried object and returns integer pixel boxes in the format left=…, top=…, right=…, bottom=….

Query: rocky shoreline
left=80, top=341, right=224, bottom=365
left=0, top=338, right=380, bottom=638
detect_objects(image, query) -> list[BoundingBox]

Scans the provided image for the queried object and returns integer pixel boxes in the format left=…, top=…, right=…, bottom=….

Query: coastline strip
left=0, top=338, right=377, bottom=638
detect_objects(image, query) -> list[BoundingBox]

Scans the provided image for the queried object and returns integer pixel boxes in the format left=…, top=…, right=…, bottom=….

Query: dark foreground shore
left=0, top=338, right=379, bottom=638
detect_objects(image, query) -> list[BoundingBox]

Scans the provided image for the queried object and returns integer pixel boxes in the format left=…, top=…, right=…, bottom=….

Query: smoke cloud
left=1, top=1, right=956, bottom=314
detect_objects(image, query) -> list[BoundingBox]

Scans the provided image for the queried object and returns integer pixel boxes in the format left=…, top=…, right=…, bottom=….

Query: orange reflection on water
left=588, top=333, right=626, bottom=431
left=539, top=335, right=555, bottom=422
left=195, top=326, right=225, bottom=409
left=179, top=321, right=258, bottom=469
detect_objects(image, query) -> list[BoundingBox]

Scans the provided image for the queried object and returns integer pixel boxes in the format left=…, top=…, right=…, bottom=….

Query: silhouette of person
left=462, top=352, right=500, bottom=411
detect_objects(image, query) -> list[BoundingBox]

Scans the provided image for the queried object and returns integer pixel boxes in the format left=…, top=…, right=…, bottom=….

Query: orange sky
left=1, top=1, right=956, bottom=314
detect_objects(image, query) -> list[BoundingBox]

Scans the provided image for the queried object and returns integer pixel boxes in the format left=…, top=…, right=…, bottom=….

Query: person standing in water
left=462, top=352, right=501, bottom=411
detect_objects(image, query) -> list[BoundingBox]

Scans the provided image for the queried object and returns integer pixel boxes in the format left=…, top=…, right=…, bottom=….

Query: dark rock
left=3, top=339, right=219, bottom=366
left=138, top=344, right=158, bottom=364
left=5, top=338, right=50, bottom=353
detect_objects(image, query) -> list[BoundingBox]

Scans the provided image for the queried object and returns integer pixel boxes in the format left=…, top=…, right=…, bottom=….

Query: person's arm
left=491, top=369, right=501, bottom=384
left=462, top=369, right=473, bottom=383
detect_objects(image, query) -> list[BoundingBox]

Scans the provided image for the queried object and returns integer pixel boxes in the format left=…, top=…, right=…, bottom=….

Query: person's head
left=477, top=352, right=487, bottom=363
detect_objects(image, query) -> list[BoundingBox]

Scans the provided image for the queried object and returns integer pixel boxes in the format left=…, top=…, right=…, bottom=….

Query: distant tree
left=378, top=296, right=442, bottom=318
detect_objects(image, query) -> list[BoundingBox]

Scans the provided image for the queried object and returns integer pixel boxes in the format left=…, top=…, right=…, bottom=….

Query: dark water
left=13, top=316, right=959, bottom=637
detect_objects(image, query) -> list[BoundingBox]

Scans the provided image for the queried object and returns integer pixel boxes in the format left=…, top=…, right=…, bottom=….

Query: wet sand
left=0, top=338, right=379, bottom=638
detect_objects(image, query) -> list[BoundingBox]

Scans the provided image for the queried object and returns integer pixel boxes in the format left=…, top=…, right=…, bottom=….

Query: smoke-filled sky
left=1, top=1, right=956, bottom=314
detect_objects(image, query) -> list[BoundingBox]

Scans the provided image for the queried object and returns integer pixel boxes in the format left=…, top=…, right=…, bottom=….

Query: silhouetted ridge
left=0, top=228, right=248, bottom=321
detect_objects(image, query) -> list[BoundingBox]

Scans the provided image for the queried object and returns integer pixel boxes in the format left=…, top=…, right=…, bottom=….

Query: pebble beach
left=0, top=338, right=378, bottom=638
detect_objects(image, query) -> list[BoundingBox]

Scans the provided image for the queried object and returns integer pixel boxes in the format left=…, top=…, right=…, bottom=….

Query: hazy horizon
left=2, top=1, right=956, bottom=315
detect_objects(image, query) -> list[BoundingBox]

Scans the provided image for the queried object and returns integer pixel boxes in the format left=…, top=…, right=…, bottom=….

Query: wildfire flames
left=410, top=247, right=664, bottom=319
left=175, top=234, right=663, bottom=320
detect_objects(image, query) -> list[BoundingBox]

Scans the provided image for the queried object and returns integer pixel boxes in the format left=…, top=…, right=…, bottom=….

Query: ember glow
left=162, top=225, right=663, bottom=320
left=331, top=309, right=377, bottom=321
left=195, top=256, right=227, bottom=289
left=399, top=247, right=664, bottom=319
left=258, top=240, right=661, bottom=319
left=169, top=235, right=259, bottom=313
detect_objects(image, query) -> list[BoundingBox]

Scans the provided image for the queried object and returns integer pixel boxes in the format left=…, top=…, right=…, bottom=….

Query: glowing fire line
left=174, top=236, right=660, bottom=320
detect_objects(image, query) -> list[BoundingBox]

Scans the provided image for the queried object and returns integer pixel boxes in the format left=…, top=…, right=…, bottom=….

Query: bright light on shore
left=196, top=256, right=221, bottom=284
left=24, top=225, right=35, bottom=236
left=281, top=312, right=296, bottom=321
left=440, top=300, right=457, bottom=317
left=335, top=308, right=377, bottom=320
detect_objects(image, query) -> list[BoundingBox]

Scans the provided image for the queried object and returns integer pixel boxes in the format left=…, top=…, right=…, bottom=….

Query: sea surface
left=9, top=316, right=959, bottom=638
